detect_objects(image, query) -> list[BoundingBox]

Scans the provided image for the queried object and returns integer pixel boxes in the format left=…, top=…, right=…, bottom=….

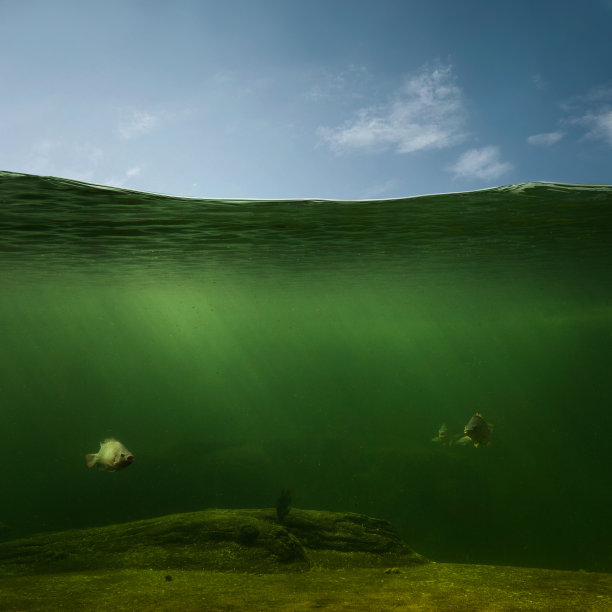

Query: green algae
left=1, top=508, right=610, bottom=609
left=1, top=565, right=611, bottom=611
left=0, top=508, right=424, bottom=576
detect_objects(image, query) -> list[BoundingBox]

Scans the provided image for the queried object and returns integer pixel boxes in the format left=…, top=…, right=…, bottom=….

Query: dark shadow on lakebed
left=1, top=508, right=611, bottom=611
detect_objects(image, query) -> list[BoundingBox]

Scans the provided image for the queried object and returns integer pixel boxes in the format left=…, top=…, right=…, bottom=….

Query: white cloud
left=307, top=64, right=370, bottom=101
left=319, top=64, right=466, bottom=154
left=527, top=131, right=565, bottom=146
left=118, top=110, right=159, bottom=140
left=449, top=146, right=513, bottom=181
left=125, top=166, right=142, bottom=178
left=25, top=139, right=104, bottom=180
left=560, top=85, right=612, bottom=146
left=578, top=109, right=612, bottom=145
left=106, top=165, right=143, bottom=188
left=560, top=86, right=612, bottom=113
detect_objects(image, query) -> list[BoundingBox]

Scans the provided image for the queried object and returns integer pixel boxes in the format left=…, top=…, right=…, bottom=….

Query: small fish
left=86, top=438, right=134, bottom=471
left=459, top=412, right=493, bottom=447
left=276, top=487, right=292, bottom=522
left=432, top=423, right=451, bottom=445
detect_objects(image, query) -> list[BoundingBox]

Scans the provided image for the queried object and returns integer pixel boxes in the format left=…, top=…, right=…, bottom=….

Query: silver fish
left=86, top=438, right=134, bottom=471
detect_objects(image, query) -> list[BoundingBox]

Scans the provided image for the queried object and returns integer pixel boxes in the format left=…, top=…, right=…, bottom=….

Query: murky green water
left=1, top=172, right=611, bottom=571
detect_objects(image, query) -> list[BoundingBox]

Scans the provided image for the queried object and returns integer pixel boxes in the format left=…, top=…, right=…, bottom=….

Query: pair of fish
left=86, top=438, right=134, bottom=471
left=432, top=412, right=493, bottom=447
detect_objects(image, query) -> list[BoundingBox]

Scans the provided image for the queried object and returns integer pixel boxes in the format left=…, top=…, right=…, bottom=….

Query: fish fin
left=85, top=454, right=97, bottom=468
left=474, top=442, right=480, bottom=447
left=455, top=436, right=472, bottom=445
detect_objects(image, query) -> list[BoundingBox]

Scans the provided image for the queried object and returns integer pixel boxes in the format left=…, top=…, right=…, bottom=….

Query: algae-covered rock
left=0, top=508, right=425, bottom=575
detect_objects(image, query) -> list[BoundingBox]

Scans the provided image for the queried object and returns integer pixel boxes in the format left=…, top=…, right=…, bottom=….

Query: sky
left=1, top=0, right=611, bottom=199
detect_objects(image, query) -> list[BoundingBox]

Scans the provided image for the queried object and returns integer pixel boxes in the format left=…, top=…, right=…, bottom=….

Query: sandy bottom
left=1, top=563, right=611, bottom=611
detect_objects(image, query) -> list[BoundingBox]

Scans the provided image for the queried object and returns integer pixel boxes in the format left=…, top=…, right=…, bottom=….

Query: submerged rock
left=0, top=508, right=426, bottom=575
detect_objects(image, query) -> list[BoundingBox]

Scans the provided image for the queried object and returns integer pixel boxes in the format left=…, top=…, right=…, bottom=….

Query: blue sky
left=1, top=0, right=611, bottom=198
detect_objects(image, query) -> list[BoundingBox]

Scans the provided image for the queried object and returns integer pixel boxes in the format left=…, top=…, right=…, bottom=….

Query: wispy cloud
left=560, top=85, right=612, bottom=146
left=118, top=110, right=159, bottom=140
left=319, top=64, right=466, bottom=154
left=560, top=86, right=612, bottom=114
left=449, top=146, right=513, bottom=181
left=307, top=64, right=370, bottom=101
left=531, top=74, right=547, bottom=90
left=25, top=139, right=104, bottom=180
left=106, top=165, right=143, bottom=188
left=527, top=131, right=565, bottom=146
left=576, top=109, right=612, bottom=145
left=360, top=179, right=401, bottom=199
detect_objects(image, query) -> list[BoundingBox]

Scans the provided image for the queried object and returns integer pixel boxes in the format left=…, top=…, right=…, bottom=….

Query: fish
left=276, top=487, right=292, bottom=522
left=459, top=412, right=493, bottom=447
left=432, top=423, right=468, bottom=446
left=432, top=423, right=451, bottom=445
left=86, top=438, right=134, bottom=471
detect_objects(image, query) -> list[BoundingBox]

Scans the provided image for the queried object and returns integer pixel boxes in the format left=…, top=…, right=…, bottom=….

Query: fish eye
left=120, top=453, right=125, bottom=458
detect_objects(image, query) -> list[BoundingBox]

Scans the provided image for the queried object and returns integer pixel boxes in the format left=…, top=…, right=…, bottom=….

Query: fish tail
left=85, top=454, right=97, bottom=468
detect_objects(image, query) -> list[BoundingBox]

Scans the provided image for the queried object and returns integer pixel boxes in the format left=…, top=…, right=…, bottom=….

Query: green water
left=1, top=172, right=611, bottom=571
